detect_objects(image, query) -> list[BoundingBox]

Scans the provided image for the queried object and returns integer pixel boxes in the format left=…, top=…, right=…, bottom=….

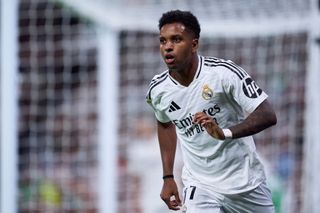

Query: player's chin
left=166, top=63, right=176, bottom=68
left=165, top=63, right=176, bottom=69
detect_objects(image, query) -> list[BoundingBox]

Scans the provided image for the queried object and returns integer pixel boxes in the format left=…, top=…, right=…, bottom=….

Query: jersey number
left=184, top=186, right=196, bottom=201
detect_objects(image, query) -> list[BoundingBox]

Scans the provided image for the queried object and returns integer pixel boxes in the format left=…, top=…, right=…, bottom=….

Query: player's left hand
left=160, top=178, right=182, bottom=210
left=193, top=112, right=225, bottom=140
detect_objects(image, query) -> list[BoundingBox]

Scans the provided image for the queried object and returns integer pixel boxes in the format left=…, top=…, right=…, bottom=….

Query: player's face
left=159, top=23, right=198, bottom=71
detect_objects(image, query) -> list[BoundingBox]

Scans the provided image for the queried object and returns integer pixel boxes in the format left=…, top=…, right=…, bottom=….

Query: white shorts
left=182, top=181, right=275, bottom=213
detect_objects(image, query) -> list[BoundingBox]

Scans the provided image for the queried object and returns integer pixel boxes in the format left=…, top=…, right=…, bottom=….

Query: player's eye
left=159, top=38, right=166, bottom=45
left=173, top=37, right=182, bottom=43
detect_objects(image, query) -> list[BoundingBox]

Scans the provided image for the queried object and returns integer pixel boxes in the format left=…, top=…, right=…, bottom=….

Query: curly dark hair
left=158, top=10, right=201, bottom=39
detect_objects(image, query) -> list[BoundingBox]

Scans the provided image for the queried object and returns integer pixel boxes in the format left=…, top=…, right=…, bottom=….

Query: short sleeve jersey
left=146, top=55, right=268, bottom=194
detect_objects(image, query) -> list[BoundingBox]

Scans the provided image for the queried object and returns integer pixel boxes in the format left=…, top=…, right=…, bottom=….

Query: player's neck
left=170, top=55, right=199, bottom=87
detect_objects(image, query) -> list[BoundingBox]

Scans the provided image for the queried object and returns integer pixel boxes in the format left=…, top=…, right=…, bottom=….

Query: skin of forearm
left=157, top=121, right=177, bottom=176
left=229, top=100, right=277, bottom=139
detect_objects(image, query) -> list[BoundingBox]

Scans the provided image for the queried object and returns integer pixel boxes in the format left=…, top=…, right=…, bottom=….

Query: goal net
left=9, top=0, right=319, bottom=213
left=18, top=0, right=99, bottom=212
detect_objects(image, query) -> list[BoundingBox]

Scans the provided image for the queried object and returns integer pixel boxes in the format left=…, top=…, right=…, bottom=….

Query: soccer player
left=146, top=10, right=277, bottom=213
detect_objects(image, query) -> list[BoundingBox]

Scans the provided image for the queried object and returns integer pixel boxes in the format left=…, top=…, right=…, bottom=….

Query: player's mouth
left=164, top=54, right=175, bottom=64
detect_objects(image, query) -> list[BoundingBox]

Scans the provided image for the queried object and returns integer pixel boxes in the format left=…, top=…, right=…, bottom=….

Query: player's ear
left=192, top=38, right=199, bottom=52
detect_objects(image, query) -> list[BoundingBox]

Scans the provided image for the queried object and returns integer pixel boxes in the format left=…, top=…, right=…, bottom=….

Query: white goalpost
left=1, top=0, right=18, bottom=213
left=303, top=1, right=320, bottom=212
left=1, top=0, right=320, bottom=213
left=97, top=28, right=119, bottom=213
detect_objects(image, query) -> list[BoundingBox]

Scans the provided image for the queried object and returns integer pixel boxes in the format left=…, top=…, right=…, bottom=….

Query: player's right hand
left=160, top=178, right=182, bottom=210
left=193, top=112, right=225, bottom=140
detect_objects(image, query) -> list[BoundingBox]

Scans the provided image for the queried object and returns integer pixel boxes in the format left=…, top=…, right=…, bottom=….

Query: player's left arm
left=229, top=99, right=277, bottom=138
left=193, top=99, right=276, bottom=140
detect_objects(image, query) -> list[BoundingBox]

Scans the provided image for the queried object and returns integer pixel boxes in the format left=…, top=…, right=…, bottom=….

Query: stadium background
left=1, top=0, right=320, bottom=213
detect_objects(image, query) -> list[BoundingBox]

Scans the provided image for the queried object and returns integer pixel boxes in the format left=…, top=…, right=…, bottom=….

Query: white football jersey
left=146, top=55, right=268, bottom=194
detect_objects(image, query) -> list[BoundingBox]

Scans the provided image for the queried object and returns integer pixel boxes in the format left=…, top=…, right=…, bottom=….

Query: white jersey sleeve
left=146, top=71, right=171, bottom=123
left=222, top=60, right=268, bottom=113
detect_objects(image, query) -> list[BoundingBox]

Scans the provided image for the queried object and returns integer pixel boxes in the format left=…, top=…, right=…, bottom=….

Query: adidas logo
left=168, top=101, right=181, bottom=112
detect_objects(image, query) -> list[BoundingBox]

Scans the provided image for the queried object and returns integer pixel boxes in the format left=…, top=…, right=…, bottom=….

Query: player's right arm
left=146, top=72, right=181, bottom=209
left=157, top=120, right=181, bottom=211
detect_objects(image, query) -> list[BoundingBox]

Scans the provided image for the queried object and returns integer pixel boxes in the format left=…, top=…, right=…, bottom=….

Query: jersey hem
left=182, top=166, right=266, bottom=195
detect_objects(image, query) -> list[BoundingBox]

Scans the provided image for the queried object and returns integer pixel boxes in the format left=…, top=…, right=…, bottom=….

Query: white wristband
left=222, top=128, right=233, bottom=139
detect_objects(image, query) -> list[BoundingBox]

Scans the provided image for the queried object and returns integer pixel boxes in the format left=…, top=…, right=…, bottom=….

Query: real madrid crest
left=202, top=84, right=214, bottom=100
